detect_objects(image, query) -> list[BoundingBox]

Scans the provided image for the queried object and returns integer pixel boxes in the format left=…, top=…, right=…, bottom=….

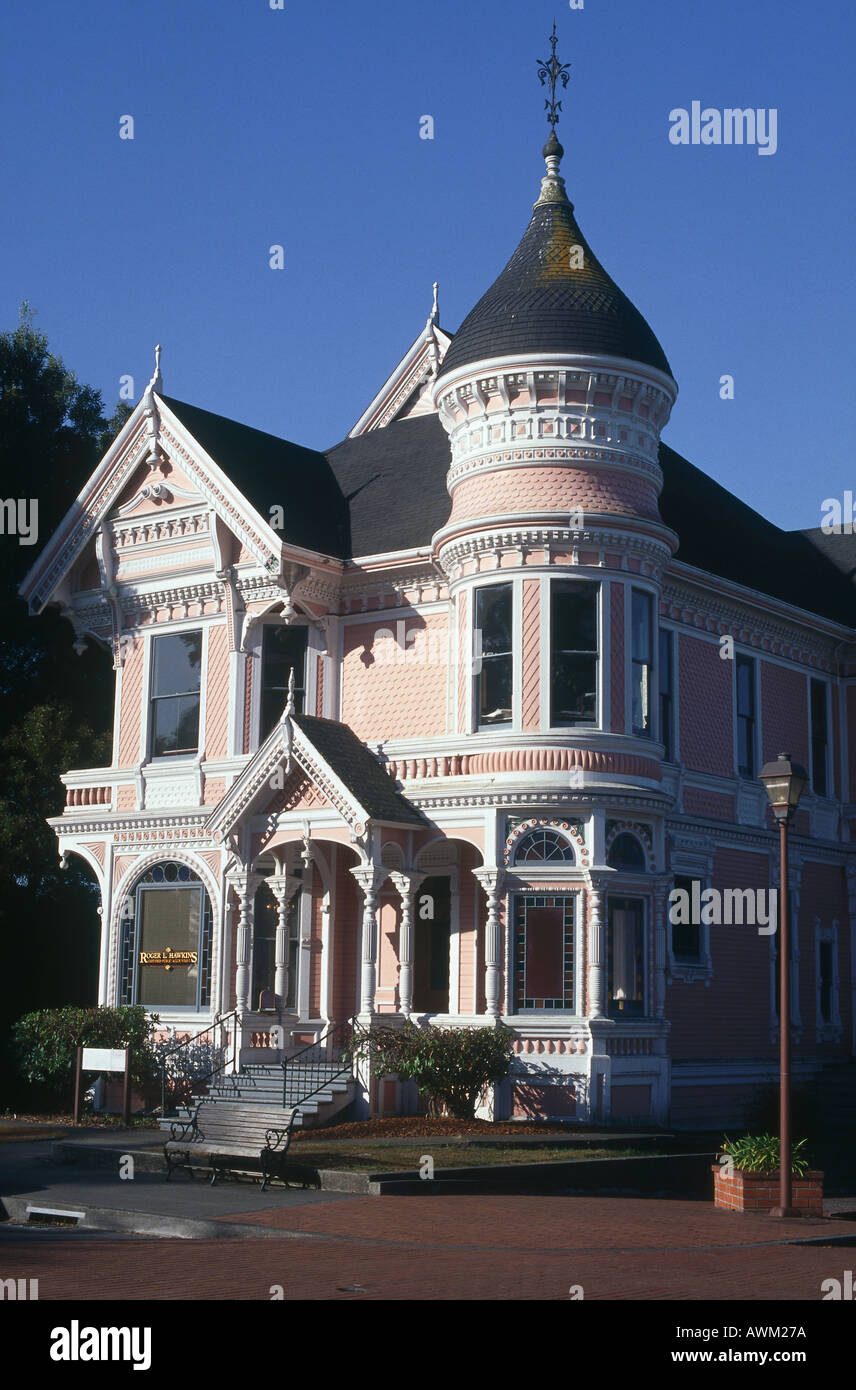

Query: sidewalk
left=1, top=1131, right=855, bottom=1299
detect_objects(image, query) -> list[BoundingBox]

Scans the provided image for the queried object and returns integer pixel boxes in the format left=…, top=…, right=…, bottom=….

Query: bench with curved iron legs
left=163, top=1103, right=304, bottom=1187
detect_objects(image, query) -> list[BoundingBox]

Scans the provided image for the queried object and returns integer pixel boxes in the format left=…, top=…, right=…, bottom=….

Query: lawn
left=287, top=1143, right=650, bottom=1172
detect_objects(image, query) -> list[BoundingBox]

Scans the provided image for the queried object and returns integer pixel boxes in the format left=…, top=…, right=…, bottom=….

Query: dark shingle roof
left=799, top=527, right=856, bottom=582
left=163, top=390, right=853, bottom=630
left=161, top=395, right=350, bottom=557
left=293, top=714, right=424, bottom=825
left=439, top=196, right=672, bottom=379
left=324, top=414, right=452, bottom=557
left=659, top=445, right=855, bottom=628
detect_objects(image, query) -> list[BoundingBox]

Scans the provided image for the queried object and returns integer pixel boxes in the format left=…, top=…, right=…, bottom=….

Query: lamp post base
left=769, top=1206, right=802, bottom=1219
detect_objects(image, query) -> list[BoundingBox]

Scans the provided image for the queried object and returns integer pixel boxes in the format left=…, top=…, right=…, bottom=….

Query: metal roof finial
left=537, top=20, right=571, bottom=135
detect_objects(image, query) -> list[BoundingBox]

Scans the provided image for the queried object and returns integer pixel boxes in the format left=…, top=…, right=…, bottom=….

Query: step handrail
left=282, top=1015, right=369, bottom=1109
left=160, top=1009, right=241, bottom=1115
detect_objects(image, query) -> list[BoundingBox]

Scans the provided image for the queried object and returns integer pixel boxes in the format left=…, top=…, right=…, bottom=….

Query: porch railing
left=158, top=1009, right=241, bottom=1115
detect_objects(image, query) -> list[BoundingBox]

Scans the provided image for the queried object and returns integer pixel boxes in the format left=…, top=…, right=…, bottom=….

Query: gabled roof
left=206, top=709, right=423, bottom=841
left=293, top=715, right=423, bottom=824
left=161, top=397, right=350, bottom=559
left=347, top=319, right=452, bottom=437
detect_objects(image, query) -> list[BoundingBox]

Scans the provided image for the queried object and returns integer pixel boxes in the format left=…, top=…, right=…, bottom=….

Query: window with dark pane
left=819, top=939, right=833, bottom=1023
left=659, top=627, right=673, bottom=758
left=150, top=631, right=202, bottom=756
left=606, top=832, right=645, bottom=872
left=252, top=882, right=278, bottom=1005
left=413, top=876, right=450, bottom=1012
left=514, top=894, right=575, bottom=1010
left=671, top=874, right=701, bottom=962
left=736, top=655, right=756, bottom=777
left=122, top=861, right=212, bottom=1010
left=607, top=897, right=644, bottom=1016
left=475, top=584, right=512, bottom=726
left=551, top=580, right=598, bottom=725
left=261, top=625, right=308, bottom=739
left=631, top=590, right=653, bottom=736
left=810, top=678, right=828, bottom=797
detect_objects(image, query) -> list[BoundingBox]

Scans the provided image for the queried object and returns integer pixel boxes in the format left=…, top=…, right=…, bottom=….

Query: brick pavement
left=1, top=1196, right=853, bottom=1300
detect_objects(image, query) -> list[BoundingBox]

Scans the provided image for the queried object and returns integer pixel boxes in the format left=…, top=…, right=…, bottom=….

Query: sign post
left=73, top=1047, right=132, bottom=1125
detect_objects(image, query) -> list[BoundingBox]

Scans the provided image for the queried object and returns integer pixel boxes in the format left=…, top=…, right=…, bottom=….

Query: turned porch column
left=230, top=873, right=261, bottom=1016
left=389, top=870, right=425, bottom=1018
left=586, top=874, right=609, bottom=1020
left=351, top=865, right=389, bottom=1016
left=473, top=868, right=504, bottom=1018
left=269, top=873, right=302, bottom=1007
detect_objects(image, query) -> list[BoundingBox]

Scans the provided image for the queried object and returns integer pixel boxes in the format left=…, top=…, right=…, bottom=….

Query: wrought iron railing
left=281, top=1015, right=369, bottom=1110
left=158, top=1009, right=241, bottom=1115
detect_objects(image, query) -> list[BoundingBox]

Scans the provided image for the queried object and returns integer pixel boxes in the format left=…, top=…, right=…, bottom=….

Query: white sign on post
left=81, top=1047, right=127, bottom=1072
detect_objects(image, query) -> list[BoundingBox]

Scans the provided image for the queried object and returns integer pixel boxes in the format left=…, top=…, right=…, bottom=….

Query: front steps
left=160, top=1059, right=357, bottom=1134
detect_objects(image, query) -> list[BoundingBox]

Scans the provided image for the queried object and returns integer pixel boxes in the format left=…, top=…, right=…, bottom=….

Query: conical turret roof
left=440, top=142, right=672, bottom=380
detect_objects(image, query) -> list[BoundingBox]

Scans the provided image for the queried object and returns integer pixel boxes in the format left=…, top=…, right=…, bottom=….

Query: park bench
left=163, top=1100, right=310, bottom=1189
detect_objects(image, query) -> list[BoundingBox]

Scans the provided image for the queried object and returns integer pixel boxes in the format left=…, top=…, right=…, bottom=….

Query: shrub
left=12, top=1005, right=159, bottom=1102
left=353, top=1021, right=515, bottom=1119
left=149, top=1036, right=228, bottom=1111
left=719, top=1132, right=809, bottom=1176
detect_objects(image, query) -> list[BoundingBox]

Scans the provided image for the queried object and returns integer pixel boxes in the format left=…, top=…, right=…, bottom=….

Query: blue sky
left=1, top=0, right=853, bottom=533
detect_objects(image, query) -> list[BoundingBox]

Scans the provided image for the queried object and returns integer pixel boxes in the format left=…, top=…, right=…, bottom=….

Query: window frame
left=548, top=577, right=600, bottom=730
left=735, top=653, right=757, bottom=779
left=119, top=862, right=213, bottom=1014
left=630, top=588, right=654, bottom=738
left=809, top=677, right=830, bottom=798
left=147, top=627, right=205, bottom=761
left=259, top=622, right=310, bottom=742
left=473, top=581, right=514, bottom=731
left=659, top=626, right=674, bottom=759
left=606, top=895, right=646, bottom=1019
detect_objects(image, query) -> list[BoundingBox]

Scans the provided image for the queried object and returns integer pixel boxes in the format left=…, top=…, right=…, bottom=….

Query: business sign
left=80, top=1048, right=127, bottom=1072
left=139, top=947, right=198, bottom=970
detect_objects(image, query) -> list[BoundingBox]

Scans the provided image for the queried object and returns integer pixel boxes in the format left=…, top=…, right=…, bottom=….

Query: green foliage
left=720, top=1132, right=809, bottom=1176
left=0, top=305, right=124, bottom=1046
left=12, top=1006, right=160, bottom=1099
left=354, top=1022, right=515, bottom=1119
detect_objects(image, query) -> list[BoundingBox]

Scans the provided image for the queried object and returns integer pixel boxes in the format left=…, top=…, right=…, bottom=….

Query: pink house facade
left=21, top=115, right=856, bottom=1128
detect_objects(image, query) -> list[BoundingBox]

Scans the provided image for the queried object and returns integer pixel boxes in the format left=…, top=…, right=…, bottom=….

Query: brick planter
left=712, top=1164, right=823, bottom=1214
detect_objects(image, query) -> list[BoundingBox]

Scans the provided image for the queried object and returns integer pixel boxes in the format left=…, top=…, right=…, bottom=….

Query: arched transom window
left=513, top=828, right=576, bottom=865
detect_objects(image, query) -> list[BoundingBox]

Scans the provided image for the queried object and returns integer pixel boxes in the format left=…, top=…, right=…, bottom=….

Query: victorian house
left=20, top=47, right=856, bottom=1128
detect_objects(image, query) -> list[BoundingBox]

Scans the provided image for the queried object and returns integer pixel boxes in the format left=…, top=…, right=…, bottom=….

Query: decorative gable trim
left=348, top=319, right=452, bottom=437
left=206, top=713, right=369, bottom=840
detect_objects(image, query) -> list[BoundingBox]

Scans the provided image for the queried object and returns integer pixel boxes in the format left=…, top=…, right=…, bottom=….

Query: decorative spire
left=284, top=666, right=296, bottom=719
left=142, top=343, right=163, bottom=468
left=145, top=344, right=163, bottom=397
left=429, top=281, right=439, bottom=325
left=537, top=21, right=570, bottom=135
left=535, top=23, right=571, bottom=207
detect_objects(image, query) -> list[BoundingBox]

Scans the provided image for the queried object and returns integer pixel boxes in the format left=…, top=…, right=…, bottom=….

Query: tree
left=353, top=1021, right=515, bottom=1119
left=0, top=306, right=128, bottom=1096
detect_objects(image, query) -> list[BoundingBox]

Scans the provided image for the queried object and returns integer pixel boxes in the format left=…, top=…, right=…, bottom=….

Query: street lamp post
left=758, top=752, right=807, bottom=1220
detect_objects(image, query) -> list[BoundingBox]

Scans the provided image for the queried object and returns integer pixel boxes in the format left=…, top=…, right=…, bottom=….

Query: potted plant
left=713, top=1133, right=823, bottom=1213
